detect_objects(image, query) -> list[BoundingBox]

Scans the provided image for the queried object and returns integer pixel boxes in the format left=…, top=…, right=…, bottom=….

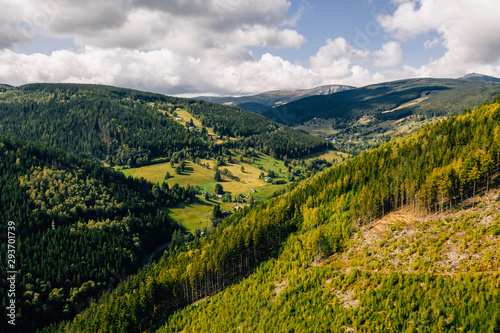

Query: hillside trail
left=143, top=242, right=171, bottom=266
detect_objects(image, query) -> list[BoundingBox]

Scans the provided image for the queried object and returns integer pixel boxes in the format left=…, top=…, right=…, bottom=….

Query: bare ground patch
left=326, top=188, right=500, bottom=275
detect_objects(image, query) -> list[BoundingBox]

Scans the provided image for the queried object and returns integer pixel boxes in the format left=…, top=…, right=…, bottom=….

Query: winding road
left=143, top=242, right=171, bottom=266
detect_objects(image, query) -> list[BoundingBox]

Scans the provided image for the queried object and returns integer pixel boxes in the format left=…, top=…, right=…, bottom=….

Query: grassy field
left=121, top=149, right=342, bottom=232
left=166, top=198, right=235, bottom=232
left=120, top=155, right=290, bottom=232
left=171, top=108, right=237, bottom=144
left=122, top=106, right=344, bottom=232
left=172, top=109, right=205, bottom=129
left=298, top=149, right=348, bottom=162
left=121, top=160, right=215, bottom=188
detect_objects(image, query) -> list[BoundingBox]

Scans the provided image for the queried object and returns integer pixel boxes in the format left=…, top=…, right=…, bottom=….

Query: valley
left=121, top=146, right=343, bottom=232
left=1, top=81, right=499, bottom=333
left=3, top=1, right=500, bottom=331
left=50, top=96, right=500, bottom=333
left=296, top=111, right=445, bottom=154
left=0, top=83, right=336, bottom=332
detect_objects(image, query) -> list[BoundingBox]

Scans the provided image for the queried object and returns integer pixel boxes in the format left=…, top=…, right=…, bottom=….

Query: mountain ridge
left=266, top=77, right=500, bottom=125
left=460, top=72, right=500, bottom=82
left=0, top=83, right=328, bottom=163
left=195, top=84, right=354, bottom=113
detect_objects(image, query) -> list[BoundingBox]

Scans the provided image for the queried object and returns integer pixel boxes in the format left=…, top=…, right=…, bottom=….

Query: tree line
left=47, top=97, right=500, bottom=332
left=0, top=135, right=194, bottom=332
left=0, top=83, right=329, bottom=165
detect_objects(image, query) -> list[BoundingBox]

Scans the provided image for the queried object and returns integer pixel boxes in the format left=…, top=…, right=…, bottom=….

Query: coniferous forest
left=4, top=1, right=500, bottom=331
left=0, top=135, right=189, bottom=331
left=0, top=83, right=329, bottom=332
left=0, top=84, right=328, bottom=164
left=1, top=80, right=500, bottom=332
left=30, top=97, right=500, bottom=332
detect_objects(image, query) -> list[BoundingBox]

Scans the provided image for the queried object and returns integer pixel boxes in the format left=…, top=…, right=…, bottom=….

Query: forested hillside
left=0, top=83, right=328, bottom=162
left=0, top=135, right=192, bottom=332
left=49, top=98, right=500, bottom=332
left=266, top=78, right=500, bottom=125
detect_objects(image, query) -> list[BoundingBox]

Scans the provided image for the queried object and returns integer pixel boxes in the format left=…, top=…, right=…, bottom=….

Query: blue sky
left=1, top=0, right=499, bottom=96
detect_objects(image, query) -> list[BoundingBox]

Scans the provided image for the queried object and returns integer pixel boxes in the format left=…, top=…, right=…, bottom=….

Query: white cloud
left=373, top=41, right=402, bottom=68
left=424, top=37, right=440, bottom=50
left=0, top=0, right=317, bottom=95
left=11, top=0, right=300, bottom=52
left=0, top=47, right=322, bottom=96
left=378, top=0, right=500, bottom=76
left=3, top=0, right=499, bottom=96
left=309, top=37, right=370, bottom=81
left=0, top=2, right=34, bottom=48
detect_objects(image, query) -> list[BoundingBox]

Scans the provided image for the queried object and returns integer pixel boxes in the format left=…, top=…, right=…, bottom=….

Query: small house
left=222, top=211, right=233, bottom=217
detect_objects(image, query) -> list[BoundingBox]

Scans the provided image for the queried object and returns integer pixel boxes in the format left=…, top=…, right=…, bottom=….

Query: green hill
left=51, top=98, right=500, bottom=332
left=0, top=135, right=194, bottom=332
left=266, top=78, right=500, bottom=125
left=0, top=83, right=328, bottom=163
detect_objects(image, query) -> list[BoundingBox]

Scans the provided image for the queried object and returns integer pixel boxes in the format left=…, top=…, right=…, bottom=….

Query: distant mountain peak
left=460, top=73, right=500, bottom=82
left=194, top=84, right=354, bottom=114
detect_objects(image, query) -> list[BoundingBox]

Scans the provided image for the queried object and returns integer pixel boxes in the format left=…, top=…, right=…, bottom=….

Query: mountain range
left=267, top=75, right=500, bottom=125
left=1, top=77, right=500, bottom=332
left=196, top=74, right=500, bottom=126
left=196, top=84, right=353, bottom=114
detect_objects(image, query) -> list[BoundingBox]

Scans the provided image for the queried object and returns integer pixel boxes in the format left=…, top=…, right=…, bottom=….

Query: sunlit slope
left=55, top=98, right=500, bottom=332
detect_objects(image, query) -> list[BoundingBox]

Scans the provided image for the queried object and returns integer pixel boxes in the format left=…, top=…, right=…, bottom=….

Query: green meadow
left=120, top=148, right=340, bottom=232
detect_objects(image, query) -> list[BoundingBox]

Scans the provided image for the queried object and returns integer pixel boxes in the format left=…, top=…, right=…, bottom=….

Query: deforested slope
left=52, top=98, right=500, bottom=332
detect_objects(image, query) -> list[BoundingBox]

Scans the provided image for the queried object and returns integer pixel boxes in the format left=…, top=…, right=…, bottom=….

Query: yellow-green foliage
left=56, top=98, right=500, bottom=333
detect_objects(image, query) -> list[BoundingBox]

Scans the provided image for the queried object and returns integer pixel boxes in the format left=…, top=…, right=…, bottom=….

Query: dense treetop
left=0, top=83, right=328, bottom=163
left=0, top=135, right=191, bottom=332
left=48, top=97, right=500, bottom=332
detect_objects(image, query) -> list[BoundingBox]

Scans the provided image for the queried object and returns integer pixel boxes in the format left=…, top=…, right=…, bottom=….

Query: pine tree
left=212, top=204, right=222, bottom=219
left=214, top=184, right=223, bottom=195
left=214, top=170, right=221, bottom=182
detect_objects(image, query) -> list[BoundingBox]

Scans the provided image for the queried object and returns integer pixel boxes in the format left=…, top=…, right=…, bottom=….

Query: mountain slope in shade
left=196, top=84, right=354, bottom=113
left=460, top=73, right=500, bottom=82
left=0, top=83, right=329, bottom=163
left=266, top=77, right=500, bottom=125
left=55, top=97, right=500, bottom=333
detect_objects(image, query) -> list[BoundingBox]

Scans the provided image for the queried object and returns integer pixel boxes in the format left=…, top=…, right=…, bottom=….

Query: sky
left=1, top=0, right=500, bottom=96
